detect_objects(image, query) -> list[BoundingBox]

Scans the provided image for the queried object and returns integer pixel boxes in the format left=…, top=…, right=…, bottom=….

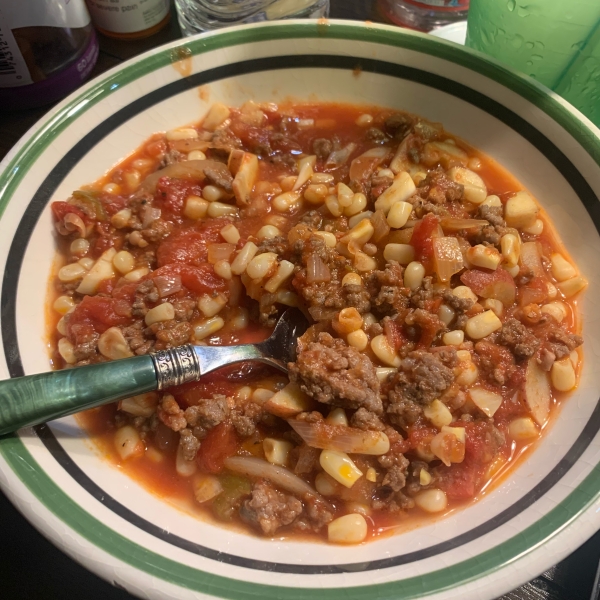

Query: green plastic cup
left=466, top=0, right=600, bottom=127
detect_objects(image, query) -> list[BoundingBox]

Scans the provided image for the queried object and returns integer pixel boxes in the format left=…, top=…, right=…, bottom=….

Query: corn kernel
left=313, top=231, right=337, bottom=248
left=467, top=244, right=502, bottom=270
left=53, top=295, right=75, bottom=315
left=414, top=489, right=447, bottom=513
left=328, top=513, right=368, bottom=544
left=194, top=316, right=225, bottom=340
left=508, top=417, right=538, bottom=441
left=482, top=298, right=503, bottom=317
left=541, top=302, right=567, bottom=323
left=419, top=470, right=432, bottom=486
left=371, top=334, right=401, bottom=367
left=438, top=304, right=455, bottom=326
left=386, top=201, right=412, bottom=229
left=263, top=438, right=294, bottom=467
left=342, top=272, right=362, bottom=287
left=453, top=285, right=478, bottom=303
left=465, top=310, right=502, bottom=339
left=384, top=243, right=415, bottom=265
left=504, top=191, right=539, bottom=229
left=326, top=408, right=349, bottom=426
left=557, top=276, right=588, bottom=298
left=423, top=399, right=453, bottom=428
left=468, top=388, right=503, bottom=417
left=447, top=167, right=487, bottom=204
left=551, top=358, right=576, bottom=392
left=482, top=194, right=502, bottom=208
left=523, top=219, right=544, bottom=235
left=347, top=329, right=368, bottom=351
left=220, top=224, right=240, bottom=244
left=443, top=330, right=464, bottom=346
left=550, top=253, right=577, bottom=282
left=320, top=450, right=363, bottom=488
left=404, top=261, right=425, bottom=290
left=145, top=303, right=175, bottom=326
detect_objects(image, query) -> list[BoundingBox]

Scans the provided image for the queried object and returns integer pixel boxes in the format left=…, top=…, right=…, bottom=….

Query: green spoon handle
left=0, top=355, right=158, bottom=436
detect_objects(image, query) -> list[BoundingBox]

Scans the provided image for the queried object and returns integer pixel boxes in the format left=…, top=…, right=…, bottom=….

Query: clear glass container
left=175, top=0, right=330, bottom=36
left=85, top=0, right=171, bottom=40
left=379, top=0, right=469, bottom=32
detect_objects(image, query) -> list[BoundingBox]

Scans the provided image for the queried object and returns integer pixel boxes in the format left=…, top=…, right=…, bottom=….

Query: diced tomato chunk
left=518, top=275, right=548, bottom=307
left=155, top=177, right=204, bottom=218
left=435, top=421, right=506, bottom=500
left=410, top=213, right=440, bottom=269
left=156, top=229, right=209, bottom=267
left=408, top=426, right=438, bottom=450
left=112, top=282, right=138, bottom=303
left=90, top=222, right=122, bottom=259
left=98, top=193, right=129, bottom=216
left=437, top=462, right=483, bottom=500
left=196, top=422, right=240, bottom=473
left=383, top=318, right=406, bottom=353
left=67, top=296, right=132, bottom=337
left=460, top=267, right=516, bottom=307
left=156, top=218, right=228, bottom=267
left=150, top=263, right=226, bottom=295
left=51, top=201, right=90, bottom=224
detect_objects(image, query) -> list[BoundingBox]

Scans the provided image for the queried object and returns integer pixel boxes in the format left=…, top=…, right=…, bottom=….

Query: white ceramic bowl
left=1, top=19, right=600, bottom=600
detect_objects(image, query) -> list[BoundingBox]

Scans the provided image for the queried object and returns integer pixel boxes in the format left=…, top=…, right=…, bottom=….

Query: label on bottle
left=0, top=10, right=33, bottom=87
left=86, top=0, right=170, bottom=34
left=0, top=1, right=91, bottom=88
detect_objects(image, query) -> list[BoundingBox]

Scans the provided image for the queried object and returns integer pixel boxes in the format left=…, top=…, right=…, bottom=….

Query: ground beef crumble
left=241, top=481, right=303, bottom=535
left=386, top=350, right=456, bottom=429
left=290, top=332, right=382, bottom=413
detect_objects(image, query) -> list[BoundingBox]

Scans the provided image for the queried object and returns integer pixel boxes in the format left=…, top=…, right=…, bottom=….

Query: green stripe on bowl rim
left=2, top=432, right=600, bottom=599
left=1, top=20, right=600, bottom=598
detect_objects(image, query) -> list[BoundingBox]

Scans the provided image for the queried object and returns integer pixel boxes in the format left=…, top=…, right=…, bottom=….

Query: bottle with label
left=0, top=0, right=99, bottom=111
left=378, top=0, right=469, bottom=31
left=86, top=0, right=171, bottom=40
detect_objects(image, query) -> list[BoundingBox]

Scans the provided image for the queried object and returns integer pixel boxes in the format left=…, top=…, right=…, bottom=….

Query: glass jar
left=85, top=0, right=171, bottom=40
left=0, top=0, right=99, bottom=111
left=378, top=0, right=469, bottom=31
left=175, top=0, right=329, bottom=37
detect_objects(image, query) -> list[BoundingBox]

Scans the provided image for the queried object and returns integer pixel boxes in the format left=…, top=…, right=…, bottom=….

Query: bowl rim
left=1, top=18, right=600, bottom=600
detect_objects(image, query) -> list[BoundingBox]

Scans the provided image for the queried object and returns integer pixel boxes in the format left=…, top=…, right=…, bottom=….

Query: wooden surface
left=0, top=2, right=599, bottom=599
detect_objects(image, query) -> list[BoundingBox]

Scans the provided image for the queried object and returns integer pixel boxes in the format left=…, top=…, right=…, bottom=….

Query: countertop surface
left=1, top=1, right=599, bottom=599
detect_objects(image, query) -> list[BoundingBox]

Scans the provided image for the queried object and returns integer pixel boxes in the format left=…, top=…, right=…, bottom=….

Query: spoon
left=0, top=309, right=309, bottom=436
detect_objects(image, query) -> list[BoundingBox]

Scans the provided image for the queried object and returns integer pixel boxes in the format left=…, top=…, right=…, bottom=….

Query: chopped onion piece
left=325, top=143, right=357, bottom=168
left=433, top=236, right=464, bottom=283
left=349, top=147, right=389, bottom=182
left=223, top=456, right=320, bottom=498
left=207, top=243, right=235, bottom=264
left=154, top=275, right=182, bottom=297
left=520, top=241, right=544, bottom=278
left=138, top=160, right=229, bottom=194
left=141, top=206, right=161, bottom=228
left=440, top=218, right=488, bottom=233
left=63, top=213, right=87, bottom=238
left=370, top=209, right=390, bottom=243
left=289, top=419, right=390, bottom=456
left=306, top=254, right=331, bottom=284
